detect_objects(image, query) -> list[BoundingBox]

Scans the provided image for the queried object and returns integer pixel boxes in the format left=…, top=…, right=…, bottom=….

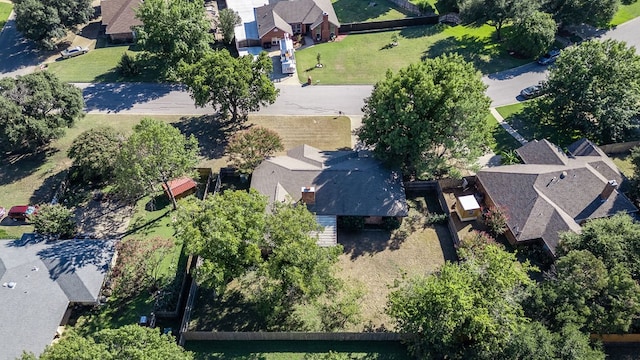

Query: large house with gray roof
left=0, top=236, right=115, bottom=359
left=250, top=144, right=408, bottom=246
left=476, top=139, right=638, bottom=255
left=101, top=0, right=142, bottom=42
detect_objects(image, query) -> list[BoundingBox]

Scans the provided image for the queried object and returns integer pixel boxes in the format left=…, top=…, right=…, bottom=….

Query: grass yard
left=0, top=2, right=12, bottom=30
left=185, top=340, right=411, bottom=360
left=45, top=46, right=161, bottom=83
left=611, top=1, right=640, bottom=26
left=486, top=113, right=522, bottom=154
left=297, top=24, right=529, bottom=84
left=612, top=153, right=635, bottom=179
left=332, top=0, right=413, bottom=23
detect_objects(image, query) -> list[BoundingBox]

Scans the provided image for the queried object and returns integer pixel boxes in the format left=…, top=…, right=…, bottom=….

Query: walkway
left=490, top=108, right=528, bottom=145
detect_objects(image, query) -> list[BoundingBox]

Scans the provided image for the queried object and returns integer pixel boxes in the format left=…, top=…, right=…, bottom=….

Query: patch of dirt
left=74, top=198, right=134, bottom=239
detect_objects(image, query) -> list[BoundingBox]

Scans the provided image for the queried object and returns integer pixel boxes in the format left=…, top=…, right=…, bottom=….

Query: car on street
left=7, top=205, right=38, bottom=221
left=537, top=49, right=561, bottom=65
left=520, top=83, right=544, bottom=100
left=60, top=46, right=89, bottom=59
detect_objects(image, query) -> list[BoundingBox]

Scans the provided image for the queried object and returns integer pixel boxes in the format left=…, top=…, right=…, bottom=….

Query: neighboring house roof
left=162, top=177, right=197, bottom=198
left=0, top=235, right=115, bottom=360
left=101, top=0, right=142, bottom=36
left=251, top=144, right=408, bottom=217
left=255, top=0, right=340, bottom=39
left=477, top=139, right=638, bottom=254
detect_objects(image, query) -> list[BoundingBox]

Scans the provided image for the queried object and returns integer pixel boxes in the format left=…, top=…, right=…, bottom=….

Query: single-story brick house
left=255, top=0, right=340, bottom=46
left=101, top=0, right=142, bottom=42
left=476, top=138, right=638, bottom=255
left=250, top=144, right=408, bottom=246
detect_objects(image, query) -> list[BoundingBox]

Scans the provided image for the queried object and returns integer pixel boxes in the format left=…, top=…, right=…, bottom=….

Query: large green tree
left=68, top=127, right=124, bottom=183
left=356, top=54, right=491, bottom=179
left=225, top=126, right=284, bottom=174
left=387, top=244, right=535, bottom=359
left=506, top=10, right=557, bottom=58
left=14, top=0, right=93, bottom=49
left=32, top=204, right=76, bottom=239
left=31, top=325, right=192, bottom=359
left=539, top=39, right=640, bottom=144
left=459, top=0, right=537, bottom=40
left=176, top=189, right=268, bottom=290
left=135, top=0, right=213, bottom=74
left=0, top=72, right=84, bottom=152
left=544, top=0, right=619, bottom=27
left=114, top=118, right=199, bottom=209
left=215, top=8, right=242, bottom=45
left=180, top=50, right=279, bottom=123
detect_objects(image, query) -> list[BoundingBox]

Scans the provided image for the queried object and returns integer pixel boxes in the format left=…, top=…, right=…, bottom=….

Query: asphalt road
left=0, top=12, right=43, bottom=77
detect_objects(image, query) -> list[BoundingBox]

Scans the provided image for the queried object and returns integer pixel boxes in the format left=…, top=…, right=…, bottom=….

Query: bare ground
left=74, top=198, right=134, bottom=239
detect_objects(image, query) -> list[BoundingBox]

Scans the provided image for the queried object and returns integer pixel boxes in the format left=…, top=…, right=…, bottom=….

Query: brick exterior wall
left=260, top=27, right=291, bottom=47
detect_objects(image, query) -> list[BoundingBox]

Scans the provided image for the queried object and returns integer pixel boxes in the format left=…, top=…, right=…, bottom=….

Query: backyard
left=188, top=190, right=456, bottom=332
left=331, top=0, right=415, bottom=23
left=0, top=1, right=12, bottom=29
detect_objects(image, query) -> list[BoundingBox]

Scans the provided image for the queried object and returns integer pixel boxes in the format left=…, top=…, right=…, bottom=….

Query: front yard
left=296, top=24, right=530, bottom=85
left=0, top=2, right=12, bottom=29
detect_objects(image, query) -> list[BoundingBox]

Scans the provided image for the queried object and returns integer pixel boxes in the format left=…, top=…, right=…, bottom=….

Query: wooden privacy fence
left=590, top=334, right=640, bottom=343
left=404, top=180, right=460, bottom=247
left=387, top=0, right=423, bottom=15
left=182, top=331, right=403, bottom=341
left=599, top=141, right=640, bottom=154
left=340, top=15, right=439, bottom=34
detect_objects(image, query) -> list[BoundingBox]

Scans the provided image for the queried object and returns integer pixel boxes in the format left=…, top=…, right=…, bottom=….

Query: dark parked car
left=537, top=49, right=561, bottom=65
left=60, top=46, right=89, bottom=59
left=521, top=84, right=544, bottom=100
left=7, top=205, right=38, bottom=221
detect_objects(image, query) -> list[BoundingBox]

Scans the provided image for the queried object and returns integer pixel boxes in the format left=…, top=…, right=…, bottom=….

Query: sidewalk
left=490, top=108, right=528, bottom=145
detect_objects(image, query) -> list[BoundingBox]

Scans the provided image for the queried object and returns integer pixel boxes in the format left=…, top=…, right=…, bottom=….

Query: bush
left=382, top=216, right=401, bottom=230
left=425, top=213, right=449, bottom=224
left=117, top=52, right=141, bottom=77
left=483, top=205, right=508, bottom=236
left=506, top=11, right=557, bottom=58
left=32, top=204, right=76, bottom=239
left=337, top=216, right=365, bottom=231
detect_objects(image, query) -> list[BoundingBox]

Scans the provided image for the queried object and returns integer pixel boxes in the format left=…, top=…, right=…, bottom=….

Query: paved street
left=0, top=12, right=43, bottom=77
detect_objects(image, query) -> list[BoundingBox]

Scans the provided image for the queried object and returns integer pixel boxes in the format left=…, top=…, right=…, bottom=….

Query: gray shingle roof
left=251, top=145, right=408, bottom=217
left=101, top=0, right=143, bottom=36
left=255, top=0, right=339, bottom=39
left=0, top=236, right=115, bottom=359
left=477, top=139, right=638, bottom=254
left=516, top=139, right=568, bottom=165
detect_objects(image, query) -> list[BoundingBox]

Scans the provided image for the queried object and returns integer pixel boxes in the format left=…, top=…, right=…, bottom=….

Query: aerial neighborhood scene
left=2, top=0, right=640, bottom=358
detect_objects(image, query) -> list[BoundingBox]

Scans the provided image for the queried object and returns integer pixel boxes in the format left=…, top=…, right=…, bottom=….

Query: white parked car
left=60, top=46, right=89, bottom=59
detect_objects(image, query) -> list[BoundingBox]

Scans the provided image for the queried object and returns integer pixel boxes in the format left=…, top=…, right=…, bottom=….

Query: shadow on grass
left=190, top=286, right=267, bottom=332
left=423, top=33, right=501, bottom=73
left=0, top=149, right=57, bottom=187
left=506, top=101, right=581, bottom=147
left=173, top=115, right=247, bottom=161
left=399, top=23, right=445, bottom=39
left=70, top=293, right=154, bottom=337
left=491, top=123, right=523, bottom=153
left=29, top=169, right=67, bottom=204
left=124, top=210, right=170, bottom=238
left=332, top=0, right=414, bottom=23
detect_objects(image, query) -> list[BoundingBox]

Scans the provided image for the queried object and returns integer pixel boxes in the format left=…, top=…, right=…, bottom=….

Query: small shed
left=456, top=195, right=481, bottom=221
left=163, top=177, right=197, bottom=200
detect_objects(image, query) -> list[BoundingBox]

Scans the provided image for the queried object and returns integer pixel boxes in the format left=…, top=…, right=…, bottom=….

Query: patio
left=441, top=182, right=490, bottom=242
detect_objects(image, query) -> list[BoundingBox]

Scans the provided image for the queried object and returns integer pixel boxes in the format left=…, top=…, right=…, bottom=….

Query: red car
left=7, top=205, right=38, bottom=221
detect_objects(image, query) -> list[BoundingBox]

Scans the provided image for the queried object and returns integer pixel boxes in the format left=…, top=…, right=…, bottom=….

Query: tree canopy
left=180, top=50, right=279, bottom=123
left=225, top=126, right=284, bottom=174
left=506, top=10, right=557, bottom=58
left=356, top=54, right=491, bottom=179
left=14, top=0, right=93, bottom=49
left=216, top=8, right=242, bottom=45
left=0, top=72, right=84, bottom=153
left=544, top=0, right=620, bottom=27
left=32, top=204, right=76, bottom=239
left=539, top=39, right=640, bottom=144
left=33, top=325, right=193, bottom=359
left=114, top=118, right=199, bottom=209
left=135, top=0, right=213, bottom=74
left=68, top=127, right=124, bottom=183
left=459, top=0, right=537, bottom=40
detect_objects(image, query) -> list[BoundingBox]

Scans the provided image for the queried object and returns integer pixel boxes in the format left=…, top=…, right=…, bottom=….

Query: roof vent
left=560, top=171, right=567, bottom=179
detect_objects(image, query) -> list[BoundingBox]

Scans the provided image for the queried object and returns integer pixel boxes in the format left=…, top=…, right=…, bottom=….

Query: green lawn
left=331, top=0, right=413, bottom=23
left=611, top=1, right=640, bottom=26
left=297, top=24, right=529, bottom=84
left=486, top=113, right=522, bottom=154
left=46, top=46, right=161, bottom=83
left=495, top=102, right=525, bottom=120
left=0, top=2, right=12, bottom=30
left=185, top=340, right=411, bottom=360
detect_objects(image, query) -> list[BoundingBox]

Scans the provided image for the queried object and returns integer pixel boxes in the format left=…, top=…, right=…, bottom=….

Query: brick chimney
left=600, top=180, right=618, bottom=201
left=301, top=186, right=316, bottom=205
left=321, top=12, right=330, bottom=41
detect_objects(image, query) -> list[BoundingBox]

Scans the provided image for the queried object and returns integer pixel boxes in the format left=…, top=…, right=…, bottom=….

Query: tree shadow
left=29, top=168, right=67, bottom=205
left=82, top=82, right=178, bottom=112
left=399, top=23, right=446, bottom=39
left=507, top=101, right=581, bottom=147
left=190, top=286, right=266, bottom=331
left=172, top=114, right=248, bottom=161
left=0, top=18, right=48, bottom=74
left=331, top=0, right=414, bottom=23
left=0, top=149, right=56, bottom=187
left=423, top=33, right=497, bottom=70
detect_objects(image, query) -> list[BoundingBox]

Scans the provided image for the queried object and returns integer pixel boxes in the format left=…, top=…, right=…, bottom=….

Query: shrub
left=458, top=230, right=498, bottom=259
left=117, top=52, right=141, bottom=77
left=483, top=205, right=509, bottom=236
left=32, top=204, right=76, bottom=239
left=337, top=216, right=365, bottom=231
left=506, top=11, right=556, bottom=58
left=382, top=216, right=401, bottom=230
left=426, top=213, right=449, bottom=224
